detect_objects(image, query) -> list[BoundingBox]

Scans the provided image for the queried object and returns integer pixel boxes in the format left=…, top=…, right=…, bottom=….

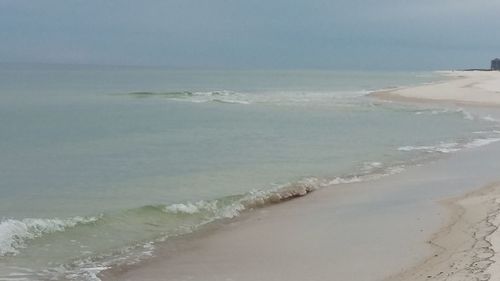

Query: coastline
left=375, top=70, right=500, bottom=281
left=102, top=142, right=500, bottom=281
left=101, top=70, right=500, bottom=281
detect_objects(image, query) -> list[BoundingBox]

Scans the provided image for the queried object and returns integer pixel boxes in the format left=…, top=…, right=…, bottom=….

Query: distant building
left=492, top=58, right=500, bottom=70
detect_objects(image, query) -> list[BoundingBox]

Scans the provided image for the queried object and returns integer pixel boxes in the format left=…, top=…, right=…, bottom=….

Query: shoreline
left=101, top=71, right=500, bottom=281
left=102, top=143, right=500, bottom=281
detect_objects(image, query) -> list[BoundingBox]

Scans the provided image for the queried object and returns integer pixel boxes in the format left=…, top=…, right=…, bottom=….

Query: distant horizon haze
left=1, top=0, right=499, bottom=70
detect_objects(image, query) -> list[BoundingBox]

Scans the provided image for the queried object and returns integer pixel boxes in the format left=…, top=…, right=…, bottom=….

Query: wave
left=398, top=137, right=500, bottom=154
left=124, top=89, right=374, bottom=106
left=464, top=138, right=500, bottom=149
left=1, top=161, right=410, bottom=259
left=412, top=108, right=500, bottom=126
left=473, top=130, right=500, bottom=135
left=211, top=99, right=251, bottom=105
left=398, top=142, right=460, bottom=153
left=0, top=162, right=410, bottom=281
left=481, top=115, right=499, bottom=122
left=0, top=181, right=320, bottom=281
left=0, top=216, right=99, bottom=256
left=414, top=108, right=477, bottom=121
left=127, top=90, right=252, bottom=105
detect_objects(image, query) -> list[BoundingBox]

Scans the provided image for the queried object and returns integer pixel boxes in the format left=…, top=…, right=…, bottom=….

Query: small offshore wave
left=481, top=115, right=500, bottom=122
left=124, top=89, right=374, bottom=106
left=464, top=138, right=500, bottom=149
left=473, top=130, right=500, bottom=135
left=211, top=99, right=251, bottom=105
left=398, top=137, right=500, bottom=154
left=413, top=107, right=500, bottom=125
left=398, top=142, right=460, bottom=153
left=128, top=90, right=252, bottom=105
left=0, top=216, right=99, bottom=256
left=414, top=108, right=477, bottom=121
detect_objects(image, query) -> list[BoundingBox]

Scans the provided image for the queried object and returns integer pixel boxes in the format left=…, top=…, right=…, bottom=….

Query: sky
left=1, top=0, right=499, bottom=70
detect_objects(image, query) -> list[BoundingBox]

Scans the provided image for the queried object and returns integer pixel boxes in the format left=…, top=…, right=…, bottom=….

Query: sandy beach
left=373, top=71, right=500, bottom=106
left=101, top=71, right=500, bottom=281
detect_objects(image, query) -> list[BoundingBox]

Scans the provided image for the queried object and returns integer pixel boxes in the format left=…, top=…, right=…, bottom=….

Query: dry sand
left=372, top=71, right=500, bottom=106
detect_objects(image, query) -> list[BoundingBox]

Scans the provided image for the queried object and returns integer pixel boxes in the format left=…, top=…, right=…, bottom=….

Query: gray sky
left=1, top=0, right=499, bottom=70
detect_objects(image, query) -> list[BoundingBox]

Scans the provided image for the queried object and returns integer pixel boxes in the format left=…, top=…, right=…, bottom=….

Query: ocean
left=1, top=64, right=499, bottom=280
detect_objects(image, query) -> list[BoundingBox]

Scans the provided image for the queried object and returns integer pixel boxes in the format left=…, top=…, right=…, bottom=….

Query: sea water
left=0, top=64, right=499, bottom=280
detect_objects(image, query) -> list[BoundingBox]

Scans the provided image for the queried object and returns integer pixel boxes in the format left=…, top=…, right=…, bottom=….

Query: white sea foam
left=165, top=200, right=218, bottom=215
left=398, top=142, right=460, bottom=153
left=165, top=199, right=246, bottom=219
left=212, top=99, right=251, bottom=105
left=361, top=162, right=383, bottom=173
left=128, top=89, right=377, bottom=106
left=417, top=107, right=500, bottom=124
left=413, top=108, right=478, bottom=121
left=0, top=216, right=99, bottom=256
left=464, top=138, right=500, bottom=149
left=458, top=108, right=475, bottom=120
left=164, top=178, right=325, bottom=220
left=482, top=115, right=499, bottom=122
left=165, top=199, right=245, bottom=220
left=398, top=137, right=500, bottom=155
left=324, top=176, right=363, bottom=186
left=473, top=130, right=500, bottom=134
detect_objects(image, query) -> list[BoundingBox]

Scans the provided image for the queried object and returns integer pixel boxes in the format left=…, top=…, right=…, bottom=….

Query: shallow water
left=0, top=64, right=499, bottom=280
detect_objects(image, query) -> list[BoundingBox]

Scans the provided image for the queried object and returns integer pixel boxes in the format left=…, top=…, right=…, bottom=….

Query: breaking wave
left=414, top=108, right=477, bottom=121
left=124, top=89, right=372, bottom=106
left=464, top=138, right=500, bottom=148
left=0, top=216, right=99, bottom=256
left=127, top=90, right=251, bottom=104
left=398, top=142, right=460, bottom=153
left=0, top=162, right=409, bottom=281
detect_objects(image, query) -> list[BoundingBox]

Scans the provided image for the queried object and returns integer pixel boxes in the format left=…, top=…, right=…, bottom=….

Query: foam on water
left=0, top=217, right=99, bottom=256
left=125, top=89, right=371, bottom=106
left=414, top=107, right=479, bottom=121
left=398, top=142, right=461, bottom=153
left=398, top=137, right=500, bottom=154
left=464, top=138, right=500, bottom=148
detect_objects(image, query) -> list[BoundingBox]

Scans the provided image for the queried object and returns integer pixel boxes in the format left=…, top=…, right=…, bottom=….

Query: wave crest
left=0, top=216, right=99, bottom=256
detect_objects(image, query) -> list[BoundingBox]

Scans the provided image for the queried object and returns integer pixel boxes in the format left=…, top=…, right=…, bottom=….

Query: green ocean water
left=0, top=64, right=498, bottom=280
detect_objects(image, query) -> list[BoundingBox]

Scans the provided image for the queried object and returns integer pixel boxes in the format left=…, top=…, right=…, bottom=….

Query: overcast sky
left=1, top=0, right=499, bottom=70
